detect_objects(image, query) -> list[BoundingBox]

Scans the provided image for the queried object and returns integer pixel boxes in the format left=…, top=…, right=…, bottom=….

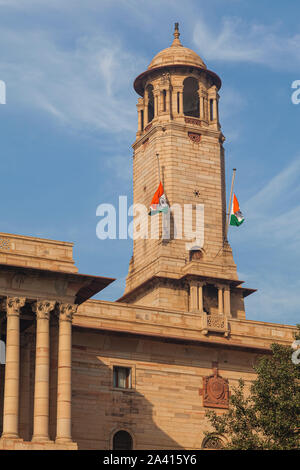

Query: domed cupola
left=134, top=23, right=221, bottom=97
left=148, top=23, right=207, bottom=70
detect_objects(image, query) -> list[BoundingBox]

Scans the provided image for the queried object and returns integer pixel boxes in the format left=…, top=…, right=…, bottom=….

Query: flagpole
left=225, top=168, right=236, bottom=240
left=156, top=153, right=161, bottom=183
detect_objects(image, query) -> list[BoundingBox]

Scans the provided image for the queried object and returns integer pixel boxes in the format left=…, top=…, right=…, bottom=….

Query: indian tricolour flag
left=230, top=193, right=244, bottom=226
left=149, top=181, right=169, bottom=216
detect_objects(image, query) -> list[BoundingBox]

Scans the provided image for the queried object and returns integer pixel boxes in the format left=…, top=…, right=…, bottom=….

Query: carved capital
left=56, top=303, right=78, bottom=322
left=1, top=296, right=26, bottom=317
left=33, top=300, right=56, bottom=321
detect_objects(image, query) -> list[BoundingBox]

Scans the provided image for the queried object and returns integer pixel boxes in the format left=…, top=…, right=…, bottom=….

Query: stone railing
left=0, top=237, right=11, bottom=251
left=200, top=313, right=229, bottom=337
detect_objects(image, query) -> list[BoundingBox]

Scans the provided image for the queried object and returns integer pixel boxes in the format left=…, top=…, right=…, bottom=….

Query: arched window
left=113, top=430, right=133, bottom=450
left=183, top=77, right=199, bottom=118
left=147, top=85, right=154, bottom=123
left=202, top=435, right=223, bottom=449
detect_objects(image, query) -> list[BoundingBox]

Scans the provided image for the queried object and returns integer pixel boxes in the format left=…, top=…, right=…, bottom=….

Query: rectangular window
left=113, top=366, right=132, bottom=389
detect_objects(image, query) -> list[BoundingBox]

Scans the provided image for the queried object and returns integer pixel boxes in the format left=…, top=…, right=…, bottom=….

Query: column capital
left=33, top=300, right=56, bottom=321
left=1, top=297, right=26, bottom=317
left=216, top=283, right=226, bottom=290
left=197, top=280, right=206, bottom=287
left=56, top=303, right=78, bottom=323
left=208, top=84, right=218, bottom=95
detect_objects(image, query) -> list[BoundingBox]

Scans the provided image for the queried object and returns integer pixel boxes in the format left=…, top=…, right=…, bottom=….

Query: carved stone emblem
left=144, top=122, right=152, bottom=133
left=160, top=72, right=170, bottom=84
left=202, top=365, right=229, bottom=409
left=188, top=132, right=201, bottom=143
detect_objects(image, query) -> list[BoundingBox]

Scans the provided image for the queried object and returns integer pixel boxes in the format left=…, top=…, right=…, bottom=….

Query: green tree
left=205, top=325, right=300, bottom=450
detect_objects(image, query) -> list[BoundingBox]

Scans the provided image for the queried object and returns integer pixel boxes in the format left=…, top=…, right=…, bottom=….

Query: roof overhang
left=0, top=262, right=115, bottom=305
left=134, top=64, right=222, bottom=97
left=118, top=273, right=256, bottom=303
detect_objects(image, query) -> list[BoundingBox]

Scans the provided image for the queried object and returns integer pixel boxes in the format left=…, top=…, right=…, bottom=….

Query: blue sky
left=0, top=0, right=299, bottom=326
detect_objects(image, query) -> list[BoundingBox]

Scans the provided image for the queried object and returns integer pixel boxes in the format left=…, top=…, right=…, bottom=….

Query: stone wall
left=71, top=327, right=258, bottom=450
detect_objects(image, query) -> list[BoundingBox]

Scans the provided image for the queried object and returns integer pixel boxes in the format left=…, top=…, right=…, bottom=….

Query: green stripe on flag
left=230, top=214, right=244, bottom=226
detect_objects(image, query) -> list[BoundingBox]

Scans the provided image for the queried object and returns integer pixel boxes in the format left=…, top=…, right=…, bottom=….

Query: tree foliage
left=205, top=325, right=300, bottom=450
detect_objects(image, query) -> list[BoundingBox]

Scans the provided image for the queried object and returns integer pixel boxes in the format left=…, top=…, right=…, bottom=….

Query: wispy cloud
left=219, top=87, right=247, bottom=141
left=245, top=273, right=300, bottom=326
left=231, top=156, right=300, bottom=325
left=243, top=157, right=300, bottom=250
left=193, top=17, right=300, bottom=69
left=0, top=27, right=144, bottom=133
left=106, top=155, right=132, bottom=181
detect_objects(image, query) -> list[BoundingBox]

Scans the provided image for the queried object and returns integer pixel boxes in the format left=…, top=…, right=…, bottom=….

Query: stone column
left=204, top=96, right=208, bottom=121
left=190, top=281, right=198, bottom=311
left=224, top=286, right=231, bottom=317
left=49, top=316, right=58, bottom=441
left=137, top=98, right=144, bottom=133
left=55, top=303, right=77, bottom=444
left=137, top=108, right=142, bottom=132
left=199, top=88, right=204, bottom=120
left=166, top=88, right=171, bottom=114
left=198, top=282, right=204, bottom=313
left=32, top=300, right=55, bottom=442
left=180, top=90, right=184, bottom=115
left=171, top=86, right=180, bottom=115
left=213, top=99, right=218, bottom=122
left=218, top=286, right=224, bottom=315
left=1, top=297, right=26, bottom=439
left=144, top=97, right=149, bottom=126
left=154, top=90, right=159, bottom=117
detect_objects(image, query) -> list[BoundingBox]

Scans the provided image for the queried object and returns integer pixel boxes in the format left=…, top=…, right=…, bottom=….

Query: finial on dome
left=172, top=22, right=182, bottom=46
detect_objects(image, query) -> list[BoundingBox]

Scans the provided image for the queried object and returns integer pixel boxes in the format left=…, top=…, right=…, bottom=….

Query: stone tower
left=120, top=24, right=254, bottom=319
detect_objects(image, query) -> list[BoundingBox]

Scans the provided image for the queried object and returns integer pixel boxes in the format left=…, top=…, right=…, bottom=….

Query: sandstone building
left=0, top=25, right=296, bottom=450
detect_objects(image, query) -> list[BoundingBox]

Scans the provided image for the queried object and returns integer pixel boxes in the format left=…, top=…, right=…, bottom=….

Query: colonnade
left=137, top=81, right=219, bottom=133
left=189, top=281, right=231, bottom=316
left=0, top=297, right=77, bottom=444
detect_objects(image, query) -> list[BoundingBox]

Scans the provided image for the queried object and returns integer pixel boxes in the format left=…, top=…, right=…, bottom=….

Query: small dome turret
left=148, top=23, right=207, bottom=70
left=134, top=23, right=221, bottom=97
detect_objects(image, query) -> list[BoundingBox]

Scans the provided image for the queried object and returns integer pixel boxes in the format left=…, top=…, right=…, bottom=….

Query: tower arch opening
left=162, top=89, right=167, bottom=112
left=112, top=430, right=133, bottom=450
left=183, top=77, right=199, bottom=118
left=146, top=84, right=154, bottom=122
